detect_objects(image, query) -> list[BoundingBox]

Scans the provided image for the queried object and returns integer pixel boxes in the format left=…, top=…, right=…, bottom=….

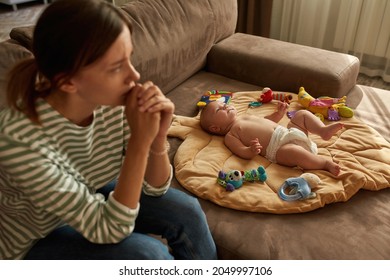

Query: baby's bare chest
left=231, top=117, right=277, bottom=144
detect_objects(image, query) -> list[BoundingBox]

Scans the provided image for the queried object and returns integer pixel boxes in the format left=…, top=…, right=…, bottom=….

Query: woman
left=0, top=0, right=216, bottom=260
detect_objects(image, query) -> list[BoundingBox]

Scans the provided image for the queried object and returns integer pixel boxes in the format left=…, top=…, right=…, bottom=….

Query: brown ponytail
left=6, top=58, right=49, bottom=124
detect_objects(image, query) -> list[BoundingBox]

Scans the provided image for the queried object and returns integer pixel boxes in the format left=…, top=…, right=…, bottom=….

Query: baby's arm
left=265, top=101, right=288, bottom=123
left=224, top=133, right=262, bottom=159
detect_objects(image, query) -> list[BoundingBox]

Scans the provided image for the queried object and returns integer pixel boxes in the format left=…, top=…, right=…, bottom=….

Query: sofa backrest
left=121, top=0, right=237, bottom=93
left=0, top=0, right=237, bottom=107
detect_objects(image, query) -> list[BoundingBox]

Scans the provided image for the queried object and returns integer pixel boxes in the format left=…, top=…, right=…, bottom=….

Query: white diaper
left=265, top=125, right=318, bottom=163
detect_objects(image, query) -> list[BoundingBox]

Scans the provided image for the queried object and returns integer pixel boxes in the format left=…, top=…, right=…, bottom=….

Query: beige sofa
left=1, top=0, right=389, bottom=259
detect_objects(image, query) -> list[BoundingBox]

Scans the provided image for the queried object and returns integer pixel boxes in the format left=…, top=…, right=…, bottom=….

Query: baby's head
left=199, top=101, right=237, bottom=135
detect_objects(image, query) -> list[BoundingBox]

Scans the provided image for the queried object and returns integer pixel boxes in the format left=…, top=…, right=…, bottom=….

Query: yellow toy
left=293, top=87, right=354, bottom=121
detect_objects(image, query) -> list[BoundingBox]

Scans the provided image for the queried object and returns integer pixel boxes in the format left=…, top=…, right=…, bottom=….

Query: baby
left=200, top=101, right=344, bottom=176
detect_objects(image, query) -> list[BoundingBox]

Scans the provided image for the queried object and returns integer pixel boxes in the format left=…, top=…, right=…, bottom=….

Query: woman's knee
left=119, top=234, right=174, bottom=260
left=169, top=190, right=206, bottom=222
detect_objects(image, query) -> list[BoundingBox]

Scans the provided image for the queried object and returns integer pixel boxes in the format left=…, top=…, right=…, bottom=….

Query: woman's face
left=69, top=25, right=140, bottom=107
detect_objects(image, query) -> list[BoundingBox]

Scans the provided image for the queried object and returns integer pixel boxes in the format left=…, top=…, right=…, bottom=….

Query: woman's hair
left=6, top=0, right=133, bottom=124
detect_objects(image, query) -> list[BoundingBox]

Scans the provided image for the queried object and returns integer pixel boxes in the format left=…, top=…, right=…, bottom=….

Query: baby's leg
left=275, top=144, right=341, bottom=176
left=287, top=110, right=343, bottom=140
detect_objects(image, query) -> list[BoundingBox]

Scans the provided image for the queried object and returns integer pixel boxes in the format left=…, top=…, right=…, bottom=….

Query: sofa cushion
left=121, top=0, right=237, bottom=94
left=207, top=33, right=360, bottom=98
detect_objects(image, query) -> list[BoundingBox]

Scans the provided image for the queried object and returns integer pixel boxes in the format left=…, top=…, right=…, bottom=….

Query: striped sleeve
left=0, top=104, right=142, bottom=247
left=0, top=134, right=138, bottom=244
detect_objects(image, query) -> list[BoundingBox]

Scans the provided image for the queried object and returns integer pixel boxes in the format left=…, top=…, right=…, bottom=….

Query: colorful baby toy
left=278, top=173, right=321, bottom=201
left=217, top=166, right=267, bottom=192
left=196, top=90, right=234, bottom=108
left=260, top=87, right=293, bottom=104
left=288, top=87, right=354, bottom=121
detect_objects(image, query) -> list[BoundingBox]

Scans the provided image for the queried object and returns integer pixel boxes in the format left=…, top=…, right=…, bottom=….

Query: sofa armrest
left=207, top=33, right=360, bottom=98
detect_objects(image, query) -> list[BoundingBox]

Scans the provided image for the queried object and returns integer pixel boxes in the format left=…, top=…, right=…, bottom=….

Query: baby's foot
left=325, top=160, right=341, bottom=176
left=321, top=123, right=344, bottom=140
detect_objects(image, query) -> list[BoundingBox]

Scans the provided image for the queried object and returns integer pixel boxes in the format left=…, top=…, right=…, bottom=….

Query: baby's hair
left=199, top=102, right=214, bottom=133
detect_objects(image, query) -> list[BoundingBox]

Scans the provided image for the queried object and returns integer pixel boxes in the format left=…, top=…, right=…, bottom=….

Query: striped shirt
left=0, top=99, right=171, bottom=259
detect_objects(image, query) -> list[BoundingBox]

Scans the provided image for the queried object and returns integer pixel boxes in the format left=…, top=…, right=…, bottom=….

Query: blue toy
left=217, top=166, right=267, bottom=192
left=278, top=173, right=320, bottom=201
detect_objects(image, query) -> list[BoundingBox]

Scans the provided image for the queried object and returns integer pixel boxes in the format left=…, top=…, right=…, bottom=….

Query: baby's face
left=202, top=101, right=237, bottom=131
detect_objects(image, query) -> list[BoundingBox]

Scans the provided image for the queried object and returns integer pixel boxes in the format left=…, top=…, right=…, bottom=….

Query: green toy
left=217, top=166, right=267, bottom=191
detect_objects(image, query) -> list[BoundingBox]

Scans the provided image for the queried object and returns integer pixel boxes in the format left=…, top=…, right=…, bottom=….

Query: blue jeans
left=24, top=183, right=217, bottom=260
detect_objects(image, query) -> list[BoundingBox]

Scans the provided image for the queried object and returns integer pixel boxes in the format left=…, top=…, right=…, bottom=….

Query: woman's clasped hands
left=125, top=81, right=175, bottom=144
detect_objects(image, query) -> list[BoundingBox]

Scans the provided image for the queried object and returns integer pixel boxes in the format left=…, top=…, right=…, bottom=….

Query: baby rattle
left=278, top=173, right=321, bottom=201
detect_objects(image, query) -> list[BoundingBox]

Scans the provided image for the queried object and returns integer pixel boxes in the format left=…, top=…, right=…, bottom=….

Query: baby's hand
left=250, top=138, right=262, bottom=155
left=276, top=101, right=289, bottom=114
